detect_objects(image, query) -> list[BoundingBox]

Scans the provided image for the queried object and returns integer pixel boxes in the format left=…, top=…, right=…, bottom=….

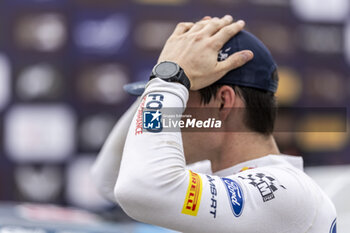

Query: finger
left=216, top=50, right=254, bottom=74
left=211, top=20, right=245, bottom=49
left=188, top=17, right=218, bottom=33
left=201, top=15, right=233, bottom=36
left=172, top=22, right=194, bottom=36
left=194, top=16, right=211, bottom=22
left=202, top=16, right=212, bottom=21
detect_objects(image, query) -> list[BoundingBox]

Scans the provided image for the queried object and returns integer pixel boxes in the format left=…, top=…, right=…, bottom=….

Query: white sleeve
left=91, top=96, right=211, bottom=203
left=91, top=98, right=211, bottom=203
left=114, top=78, right=318, bottom=233
left=90, top=98, right=141, bottom=203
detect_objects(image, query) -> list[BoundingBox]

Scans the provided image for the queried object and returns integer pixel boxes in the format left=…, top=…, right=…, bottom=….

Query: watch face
left=154, top=61, right=179, bottom=79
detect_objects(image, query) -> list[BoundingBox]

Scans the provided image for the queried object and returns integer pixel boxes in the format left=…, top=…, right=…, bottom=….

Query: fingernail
left=242, top=51, right=253, bottom=61
left=202, top=16, right=211, bottom=20
left=224, top=15, right=233, bottom=21
left=237, top=20, right=245, bottom=27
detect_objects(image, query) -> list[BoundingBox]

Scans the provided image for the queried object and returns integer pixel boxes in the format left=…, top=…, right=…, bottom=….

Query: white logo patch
left=218, top=47, right=232, bottom=61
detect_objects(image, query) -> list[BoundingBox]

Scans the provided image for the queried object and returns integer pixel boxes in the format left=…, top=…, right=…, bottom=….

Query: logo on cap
left=218, top=47, right=231, bottom=61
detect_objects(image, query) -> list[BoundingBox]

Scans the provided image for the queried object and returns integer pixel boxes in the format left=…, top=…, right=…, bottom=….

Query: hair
left=198, top=70, right=279, bottom=135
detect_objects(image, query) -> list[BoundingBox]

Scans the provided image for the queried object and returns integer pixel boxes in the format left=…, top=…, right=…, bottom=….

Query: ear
left=216, top=85, right=236, bottom=121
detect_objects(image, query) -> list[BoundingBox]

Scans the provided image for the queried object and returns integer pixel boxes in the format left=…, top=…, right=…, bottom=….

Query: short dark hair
left=198, top=70, right=278, bottom=135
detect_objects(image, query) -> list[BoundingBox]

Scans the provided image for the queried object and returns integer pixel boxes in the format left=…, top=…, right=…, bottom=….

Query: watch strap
left=177, top=68, right=191, bottom=90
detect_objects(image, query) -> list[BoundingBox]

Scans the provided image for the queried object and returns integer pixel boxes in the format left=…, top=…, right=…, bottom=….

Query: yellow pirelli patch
left=181, top=170, right=203, bottom=216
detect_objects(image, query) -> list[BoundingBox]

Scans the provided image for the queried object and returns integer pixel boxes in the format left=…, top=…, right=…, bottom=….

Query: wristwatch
left=149, top=61, right=191, bottom=90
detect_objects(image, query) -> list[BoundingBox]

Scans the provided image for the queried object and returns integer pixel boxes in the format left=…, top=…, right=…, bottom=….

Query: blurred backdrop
left=0, top=0, right=349, bottom=229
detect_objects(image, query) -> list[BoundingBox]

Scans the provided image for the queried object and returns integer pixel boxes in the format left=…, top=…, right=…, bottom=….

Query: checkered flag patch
left=239, top=173, right=286, bottom=190
left=238, top=173, right=286, bottom=202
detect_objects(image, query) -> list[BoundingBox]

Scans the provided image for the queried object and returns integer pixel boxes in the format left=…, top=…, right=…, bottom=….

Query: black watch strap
left=176, top=68, right=191, bottom=90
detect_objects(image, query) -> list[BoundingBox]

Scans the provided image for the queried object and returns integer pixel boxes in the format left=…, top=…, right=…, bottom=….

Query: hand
left=157, top=15, right=254, bottom=90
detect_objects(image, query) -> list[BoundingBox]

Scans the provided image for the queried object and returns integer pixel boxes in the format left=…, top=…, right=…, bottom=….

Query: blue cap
left=124, top=30, right=278, bottom=96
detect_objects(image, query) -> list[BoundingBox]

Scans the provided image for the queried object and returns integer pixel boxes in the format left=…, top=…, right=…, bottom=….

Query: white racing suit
left=91, top=78, right=337, bottom=233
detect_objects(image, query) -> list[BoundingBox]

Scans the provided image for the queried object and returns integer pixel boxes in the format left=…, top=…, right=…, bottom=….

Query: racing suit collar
left=213, top=154, right=304, bottom=177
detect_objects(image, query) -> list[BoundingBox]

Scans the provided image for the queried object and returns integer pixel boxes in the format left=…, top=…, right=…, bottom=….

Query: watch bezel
left=150, top=61, right=191, bottom=90
left=152, top=61, right=180, bottom=80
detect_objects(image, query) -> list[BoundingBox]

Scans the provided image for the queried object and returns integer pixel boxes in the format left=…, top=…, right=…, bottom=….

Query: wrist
left=143, top=78, right=189, bottom=108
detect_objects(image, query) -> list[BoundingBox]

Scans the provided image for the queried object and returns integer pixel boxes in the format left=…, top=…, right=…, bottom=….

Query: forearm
left=91, top=98, right=140, bottom=203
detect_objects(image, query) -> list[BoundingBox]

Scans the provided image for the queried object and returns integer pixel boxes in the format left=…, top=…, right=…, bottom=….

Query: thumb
left=216, top=50, right=254, bottom=74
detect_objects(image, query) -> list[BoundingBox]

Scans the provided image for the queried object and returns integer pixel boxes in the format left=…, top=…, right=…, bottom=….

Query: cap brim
left=123, top=81, right=148, bottom=96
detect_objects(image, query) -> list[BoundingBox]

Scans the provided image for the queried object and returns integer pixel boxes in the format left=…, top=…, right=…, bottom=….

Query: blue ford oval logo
left=222, top=178, right=244, bottom=217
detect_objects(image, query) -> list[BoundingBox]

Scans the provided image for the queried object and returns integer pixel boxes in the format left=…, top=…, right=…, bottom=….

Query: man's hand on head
left=157, top=15, right=254, bottom=91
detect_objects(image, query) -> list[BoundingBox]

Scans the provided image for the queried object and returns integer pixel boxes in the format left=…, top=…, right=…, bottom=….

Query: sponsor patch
left=239, top=166, right=255, bottom=173
left=143, top=93, right=164, bottom=133
left=182, top=171, right=203, bottom=216
left=238, top=172, right=286, bottom=202
left=135, top=96, right=147, bottom=135
left=221, top=178, right=244, bottom=217
left=206, top=175, right=217, bottom=218
left=330, top=218, right=336, bottom=233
